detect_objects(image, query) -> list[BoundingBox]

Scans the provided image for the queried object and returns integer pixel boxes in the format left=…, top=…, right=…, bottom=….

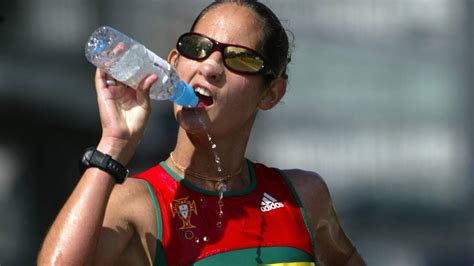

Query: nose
left=198, top=50, right=224, bottom=81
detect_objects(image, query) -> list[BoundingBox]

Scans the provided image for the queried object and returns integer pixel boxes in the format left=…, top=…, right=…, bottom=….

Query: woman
left=38, top=0, right=365, bottom=265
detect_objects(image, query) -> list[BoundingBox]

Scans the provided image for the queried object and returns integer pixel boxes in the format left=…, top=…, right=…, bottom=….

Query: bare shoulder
left=283, top=169, right=365, bottom=265
left=106, top=177, right=156, bottom=231
left=282, top=169, right=331, bottom=210
left=109, top=177, right=152, bottom=205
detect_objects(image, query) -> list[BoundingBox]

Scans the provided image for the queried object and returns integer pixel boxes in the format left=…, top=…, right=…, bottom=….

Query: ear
left=167, top=48, right=180, bottom=68
left=258, top=78, right=287, bottom=110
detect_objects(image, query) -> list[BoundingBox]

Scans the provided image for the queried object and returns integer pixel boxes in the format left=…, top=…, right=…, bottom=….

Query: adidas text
left=261, top=202, right=284, bottom=212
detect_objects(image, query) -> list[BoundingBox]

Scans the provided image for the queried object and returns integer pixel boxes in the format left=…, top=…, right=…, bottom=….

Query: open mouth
left=194, top=87, right=214, bottom=108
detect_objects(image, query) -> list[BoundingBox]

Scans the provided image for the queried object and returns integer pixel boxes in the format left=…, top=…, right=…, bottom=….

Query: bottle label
left=145, top=48, right=171, bottom=72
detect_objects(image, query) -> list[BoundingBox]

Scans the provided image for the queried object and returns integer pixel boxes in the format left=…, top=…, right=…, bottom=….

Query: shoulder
left=109, top=177, right=150, bottom=206
left=107, top=177, right=155, bottom=225
left=101, top=177, right=156, bottom=247
left=282, top=169, right=360, bottom=264
left=282, top=169, right=331, bottom=208
left=109, top=163, right=163, bottom=211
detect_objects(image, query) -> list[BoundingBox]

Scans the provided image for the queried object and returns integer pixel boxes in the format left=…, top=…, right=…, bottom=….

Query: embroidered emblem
left=171, top=197, right=198, bottom=230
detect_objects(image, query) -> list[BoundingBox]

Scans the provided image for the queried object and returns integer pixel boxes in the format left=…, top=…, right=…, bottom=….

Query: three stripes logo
left=260, top=192, right=284, bottom=212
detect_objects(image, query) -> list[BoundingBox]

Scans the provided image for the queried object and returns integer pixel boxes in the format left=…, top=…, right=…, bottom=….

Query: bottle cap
left=85, top=26, right=122, bottom=68
left=171, top=80, right=198, bottom=107
left=94, top=37, right=109, bottom=54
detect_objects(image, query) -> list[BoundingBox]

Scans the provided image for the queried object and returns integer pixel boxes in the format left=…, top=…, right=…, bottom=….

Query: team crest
left=171, top=197, right=198, bottom=230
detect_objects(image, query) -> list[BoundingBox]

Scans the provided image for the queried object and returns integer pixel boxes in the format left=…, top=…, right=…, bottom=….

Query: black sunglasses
left=176, top=32, right=275, bottom=77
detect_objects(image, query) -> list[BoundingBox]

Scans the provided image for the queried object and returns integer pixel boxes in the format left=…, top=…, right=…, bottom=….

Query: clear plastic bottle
left=85, top=26, right=198, bottom=107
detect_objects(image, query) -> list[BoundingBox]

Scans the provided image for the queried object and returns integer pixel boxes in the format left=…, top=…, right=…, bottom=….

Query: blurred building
left=0, top=0, right=473, bottom=265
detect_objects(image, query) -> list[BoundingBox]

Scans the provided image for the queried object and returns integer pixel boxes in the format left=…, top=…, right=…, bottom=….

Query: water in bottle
left=85, top=26, right=198, bottom=107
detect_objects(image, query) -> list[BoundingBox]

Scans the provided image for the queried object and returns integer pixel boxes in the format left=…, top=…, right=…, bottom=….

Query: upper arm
left=92, top=179, right=154, bottom=265
left=284, top=169, right=364, bottom=266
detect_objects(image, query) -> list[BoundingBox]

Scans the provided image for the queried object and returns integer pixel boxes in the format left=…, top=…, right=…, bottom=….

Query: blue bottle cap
left=95, top=38, right=109, bottom=53
left=171, top=80, right=198, bottom=107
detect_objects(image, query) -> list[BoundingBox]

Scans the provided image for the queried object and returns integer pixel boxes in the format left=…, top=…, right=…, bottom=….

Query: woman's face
left=170, top=4, right=269, bottom=138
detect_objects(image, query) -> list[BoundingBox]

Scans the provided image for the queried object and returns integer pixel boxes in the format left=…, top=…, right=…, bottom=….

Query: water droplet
left=218, top=183, right=227, bottom=194
left=195, top=238, right=200, bottom=243
left=196, top=112, right=226, bottom=219
left=216, top=221, right=222, bottom=228
left=203, top=236, right=209, bottom=242
left=218, top=191, right=225, bottom=218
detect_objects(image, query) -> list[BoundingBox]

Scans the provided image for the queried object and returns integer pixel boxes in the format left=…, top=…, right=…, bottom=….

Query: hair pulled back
left=190, top=0, right=292, bottom=82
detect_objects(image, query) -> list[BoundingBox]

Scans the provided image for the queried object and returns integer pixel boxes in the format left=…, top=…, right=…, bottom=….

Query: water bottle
left=85, top=26, right=198, bottom=107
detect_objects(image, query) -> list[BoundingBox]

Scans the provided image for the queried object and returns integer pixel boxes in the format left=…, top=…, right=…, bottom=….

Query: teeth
left=194, top=87, right=211, bottom=97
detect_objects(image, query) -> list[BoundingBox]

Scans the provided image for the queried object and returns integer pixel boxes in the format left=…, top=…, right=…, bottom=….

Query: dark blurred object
left=0, top=0, right=13, bottom=23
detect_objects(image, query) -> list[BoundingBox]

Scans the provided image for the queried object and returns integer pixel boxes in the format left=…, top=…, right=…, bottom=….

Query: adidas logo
left=260, top=192, right=284, bottom=212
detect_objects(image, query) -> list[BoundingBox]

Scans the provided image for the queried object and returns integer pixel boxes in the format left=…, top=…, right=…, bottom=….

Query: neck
left=169, top=151, right=244, bottom=192
left=167, top=125, right=252, bottom=191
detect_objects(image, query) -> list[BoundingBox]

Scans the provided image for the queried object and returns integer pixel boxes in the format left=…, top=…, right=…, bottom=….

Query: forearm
left=38, top=68, right=154, bottom=264
left=344, top=250, right=366, bottom=266
left=37, top=168, right=116, bottom=265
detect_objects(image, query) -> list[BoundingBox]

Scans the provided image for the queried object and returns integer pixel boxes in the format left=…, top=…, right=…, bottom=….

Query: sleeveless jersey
left=133, top=160, right=316, bottom=266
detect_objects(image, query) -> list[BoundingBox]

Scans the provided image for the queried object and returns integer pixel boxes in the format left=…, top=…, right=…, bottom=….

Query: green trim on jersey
left=260, top=263, right=315, bottom=266
left=143, top=180, right=167, bottom=266
left=277, top=170, right=316, bottom=253
left=194, top=246, right=315, bottom=266
left=159, top=160, right=256, bottom=196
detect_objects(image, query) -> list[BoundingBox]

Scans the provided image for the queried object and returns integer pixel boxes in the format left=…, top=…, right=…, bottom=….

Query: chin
left=175, top=112, right=207, bottom=135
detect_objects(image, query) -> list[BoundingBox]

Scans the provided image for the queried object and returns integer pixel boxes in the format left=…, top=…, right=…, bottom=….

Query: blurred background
left=0, top=0, right=473, bottom=265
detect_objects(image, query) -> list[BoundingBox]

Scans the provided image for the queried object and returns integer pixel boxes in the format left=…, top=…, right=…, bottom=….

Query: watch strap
left=79, top=147, right=129, bottom=184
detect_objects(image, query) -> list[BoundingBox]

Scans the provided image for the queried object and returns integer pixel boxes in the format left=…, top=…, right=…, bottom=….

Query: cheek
left=239, top=77, right=265, bottom=98
left=175, top=58, right=200, bottom=81
left=226, top=78, right=264, bottom=106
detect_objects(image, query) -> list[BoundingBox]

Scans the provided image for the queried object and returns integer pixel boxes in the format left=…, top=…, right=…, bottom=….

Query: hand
left=94, top=68, right=158, bottom=164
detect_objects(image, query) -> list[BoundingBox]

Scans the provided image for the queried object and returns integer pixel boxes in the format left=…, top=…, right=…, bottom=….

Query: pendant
left=215, top=181, right=227, bottom=193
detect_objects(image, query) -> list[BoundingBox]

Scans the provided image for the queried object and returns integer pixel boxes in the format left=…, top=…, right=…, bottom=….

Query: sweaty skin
left=285, top=169, right=361, bottom=265
left=38, top=3, right=365, bottom=266
left=316, top=202, right=354, bottom=256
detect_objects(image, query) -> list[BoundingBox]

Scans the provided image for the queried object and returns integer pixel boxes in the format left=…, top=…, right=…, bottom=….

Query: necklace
left=169, top=152, right=243, bottom=192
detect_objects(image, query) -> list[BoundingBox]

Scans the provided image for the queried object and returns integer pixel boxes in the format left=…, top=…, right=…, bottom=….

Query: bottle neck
left=171, top=80, right=198, bottom=107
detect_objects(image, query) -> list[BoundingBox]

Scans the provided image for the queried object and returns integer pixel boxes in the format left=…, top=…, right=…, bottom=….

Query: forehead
left=192, top=4, right=265, bottom=50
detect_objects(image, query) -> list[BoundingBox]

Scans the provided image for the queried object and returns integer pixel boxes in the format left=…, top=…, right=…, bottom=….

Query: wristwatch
left=79, top=147, right=129, bottom=184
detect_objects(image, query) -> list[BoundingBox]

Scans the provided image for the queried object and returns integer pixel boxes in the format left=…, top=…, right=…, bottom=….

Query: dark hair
left=190, top=0, right=292, bottom=83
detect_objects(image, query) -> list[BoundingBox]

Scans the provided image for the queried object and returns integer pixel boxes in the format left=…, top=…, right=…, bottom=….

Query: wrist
left=97, top=137, right=139, bottom=165
left=79, top=147, right=129, bottom=184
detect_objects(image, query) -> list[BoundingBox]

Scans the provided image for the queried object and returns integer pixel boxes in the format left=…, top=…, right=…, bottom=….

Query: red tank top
left=134, top=160, right=316, bottom=265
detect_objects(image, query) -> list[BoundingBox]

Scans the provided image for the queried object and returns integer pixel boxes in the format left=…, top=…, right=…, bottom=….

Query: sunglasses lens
left=178, top=34, right=212, bottom=59
left=225, top=47, right=265, bottom=73
left=178, top=33, right=267, bottom=74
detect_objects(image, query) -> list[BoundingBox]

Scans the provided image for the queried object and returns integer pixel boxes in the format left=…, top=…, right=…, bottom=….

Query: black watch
left=79, top=147, right=129, bottom=184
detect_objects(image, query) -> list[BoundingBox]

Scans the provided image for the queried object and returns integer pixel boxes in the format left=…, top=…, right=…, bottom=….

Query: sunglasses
left=176, top=32, right=275, bottom=77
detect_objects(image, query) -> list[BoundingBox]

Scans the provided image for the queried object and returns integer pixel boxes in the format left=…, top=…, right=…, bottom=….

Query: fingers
left=96, top=68, right=120, bottom=89
left=95, top=68, right=117, bottom=88
left=137, top=74, right=158, bottom=95
left=95, top=67, right=158, bottom=100
left=112, top=42, right=126, bottom=57
left=95, top=68, right=107, bottom=88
